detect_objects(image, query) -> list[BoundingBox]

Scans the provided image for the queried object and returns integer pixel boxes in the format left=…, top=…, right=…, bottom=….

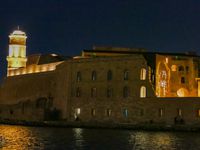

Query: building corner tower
left=7, top=29, right=27, bottom=76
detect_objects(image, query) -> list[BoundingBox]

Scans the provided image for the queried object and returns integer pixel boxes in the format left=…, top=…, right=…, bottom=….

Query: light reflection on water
left=0, top=124, right=200, bottom=150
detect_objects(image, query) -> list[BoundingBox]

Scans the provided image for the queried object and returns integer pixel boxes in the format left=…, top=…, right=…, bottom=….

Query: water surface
left=0, top=124, right=199, bottom=150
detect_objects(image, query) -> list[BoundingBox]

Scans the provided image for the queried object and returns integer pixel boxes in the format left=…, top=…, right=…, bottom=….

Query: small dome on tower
left=12, top=30, right=26, bottom=36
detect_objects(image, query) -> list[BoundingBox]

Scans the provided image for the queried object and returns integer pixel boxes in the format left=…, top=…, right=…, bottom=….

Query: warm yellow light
left=48, top=65, right=55, bottom=71
left=35, top=66, right=40, bottom=73
left=10, top=71, right=14, bottom=76
left=177, top=88, right=189, bottom=97
left=140, top=86, right=146, bottom=98
left=22, top=69, right=26, bottom=74
left=50, top=54, right=58, bottom=56
left=165, top=57, right=168, bottom=63
left=7, top=30, right=27, bottom=76
left=171, top=65, right=177, bottom=71
left=41, top=65, right=47, bottom=72
left=28, top=68, right=33, bottom=74
left=15, top=70, right=20, bottom=75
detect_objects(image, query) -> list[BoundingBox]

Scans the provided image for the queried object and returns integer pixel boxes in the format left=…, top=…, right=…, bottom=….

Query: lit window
left=197, top=109, right=200, bottom=117
left=123, top=86, right=129, bottom=98
left=123, top=109, right=128, bottom=118
left=76, top=72, right=81, bottom=82
left=140, top=86, right=146, bottom=98
left=106, top=109, right=112, bottom=117
left=159, top=108, right=163, bottom=117
left=107, top=70, right=112, bottom=81
left=91, top=109, right=96, bottom=116
left=107, top=88, right=113, bottom=98
left=140, top=68, right=146, bottom=80
left=177, top=88, right=189, bottom=97
left=74, top=108, right=81, bottom=119
left=91, top=87, right=97, bottom=97
left=76, top=87, right=81, bottom=97
left=177, top=109, right=182, bottom=116
left=124, top=70, right=129, bottom=80
left=165, top=57, right=168, bottom=63
left=171, top=65, right=177, bottom=71
left=92, top=71, right=97, bottom=81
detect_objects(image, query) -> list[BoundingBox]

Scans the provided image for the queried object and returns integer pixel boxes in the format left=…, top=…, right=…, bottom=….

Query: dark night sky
left=0, top=0, right=200, bottom=79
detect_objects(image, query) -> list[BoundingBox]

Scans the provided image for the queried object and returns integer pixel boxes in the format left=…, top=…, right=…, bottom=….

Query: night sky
left=0, top=0, right=200, bottom=79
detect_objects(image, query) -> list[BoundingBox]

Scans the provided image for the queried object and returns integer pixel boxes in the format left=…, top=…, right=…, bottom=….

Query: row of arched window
left=175, top=65, right=189, bottom=72
left=75, top=86, right=146, bottom=98
left=76, top=68, right=147, bottom=82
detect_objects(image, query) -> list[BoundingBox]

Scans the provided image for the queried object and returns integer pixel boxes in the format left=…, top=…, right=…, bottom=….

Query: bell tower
left=7, top=29, right=27, bottom=73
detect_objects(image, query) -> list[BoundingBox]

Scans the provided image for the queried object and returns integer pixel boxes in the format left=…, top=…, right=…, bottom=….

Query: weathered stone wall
left=0, top=71, right=60, bottom=121
left=69, top=55, right=155, bottom=99
left=1, top=54, right=200, bottom=126
left=70, top=97, right=200, bottom=125
left=0, top=71, right=56, bottom=104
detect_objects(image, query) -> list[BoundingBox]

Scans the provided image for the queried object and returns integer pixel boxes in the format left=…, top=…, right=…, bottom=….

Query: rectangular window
left=123, top=109, right=128, bottom=118
left=75, top=108, right=81, bottom=115
left=106, top=109, right=112, bottom=117
left=123, top=86, right=129, bottom=98
left=177, top=108, right=182, bottom=116
left=158, top=108, right=163, bottom=117
left=76, top=72, right=81, bottom=82
left=181, top=77, right=185, bottom=84
left=91, top=109, right=96, bottom=117
left=107, top=88, right=113, bottom=98
left=197, top=109, right=200, bottom=117
left=74, top=108, right=81, bottom=120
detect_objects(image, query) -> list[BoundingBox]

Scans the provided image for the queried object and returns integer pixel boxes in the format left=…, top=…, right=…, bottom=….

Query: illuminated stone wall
left=0, top=61, right=70, bottom=121
left=7, top=62, right=63, bottom=77
left=156, top=54, right=199, bottom=97
left=1, top=53, right=200, bottom=125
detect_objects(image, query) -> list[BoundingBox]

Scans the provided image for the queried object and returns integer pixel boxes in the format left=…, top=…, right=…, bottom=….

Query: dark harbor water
left=0, top=125, right=200, bottom=150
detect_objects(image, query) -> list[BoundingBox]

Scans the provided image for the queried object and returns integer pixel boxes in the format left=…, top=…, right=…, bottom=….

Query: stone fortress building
left=1, top=29, right=200, bottom=126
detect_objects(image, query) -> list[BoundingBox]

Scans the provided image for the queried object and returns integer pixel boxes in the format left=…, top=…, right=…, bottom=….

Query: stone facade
left=1, top=48, right=200, bottom=126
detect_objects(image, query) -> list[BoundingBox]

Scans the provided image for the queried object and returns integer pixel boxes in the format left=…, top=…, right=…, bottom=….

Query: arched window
left=76, top=72, right=81, bottom=82
left=123, top=86, right=129, bottom=98
left=124, top=70, right=129, bottom=80
left=140, top=68, right=146, bottom=80
left=107, top=70, right=112, bottom=81
left=92, top=71, right=97, bottom=81
left=178, top=66, right=184, bottom=71
left=140, top=86, right=146, bottom=98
